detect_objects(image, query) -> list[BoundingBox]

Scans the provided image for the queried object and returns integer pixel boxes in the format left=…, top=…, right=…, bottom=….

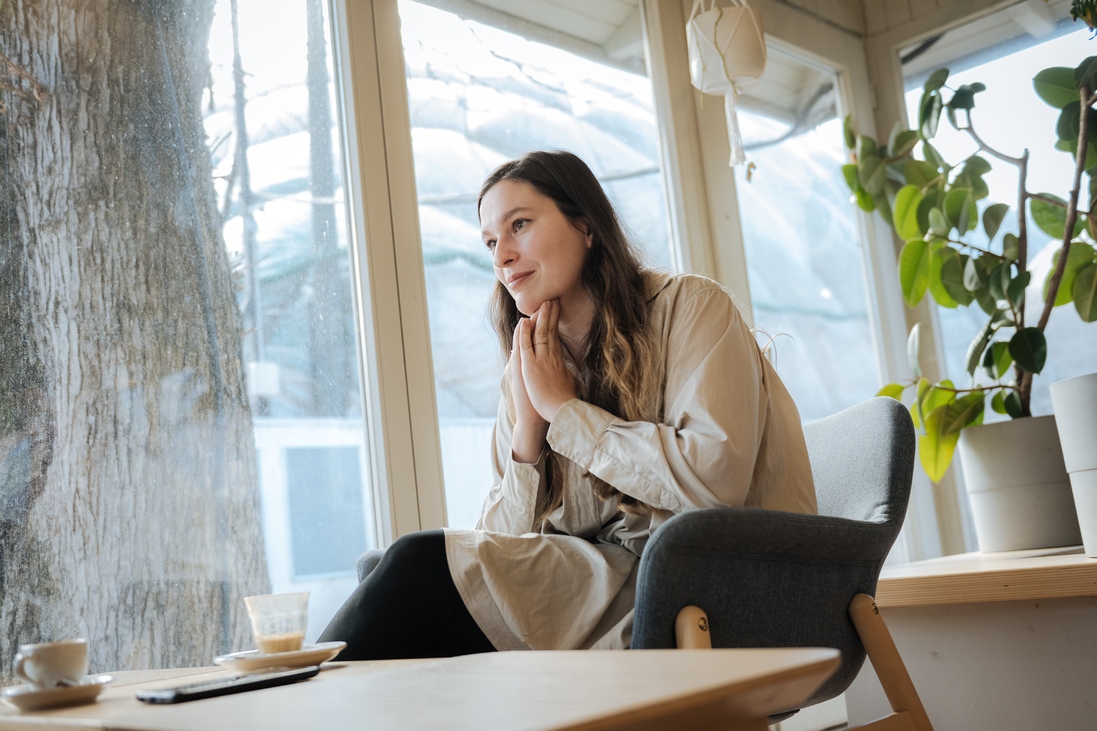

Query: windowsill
left=875, top=545, right=1097, bottom=607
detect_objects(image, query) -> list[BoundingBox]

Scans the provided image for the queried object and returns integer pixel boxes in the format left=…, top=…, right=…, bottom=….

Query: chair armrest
left=632, top=507, right=901, bottom=705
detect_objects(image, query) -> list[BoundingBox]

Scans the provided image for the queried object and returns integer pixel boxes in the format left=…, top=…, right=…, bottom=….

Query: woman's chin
left=514, top=296, right=544, bottom=317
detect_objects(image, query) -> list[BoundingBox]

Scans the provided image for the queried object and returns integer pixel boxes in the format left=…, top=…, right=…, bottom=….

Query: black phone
left=135, top=665, right=320, bottom=704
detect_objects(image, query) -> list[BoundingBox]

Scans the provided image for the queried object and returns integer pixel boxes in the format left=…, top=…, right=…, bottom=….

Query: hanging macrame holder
left=686, top=0, right=766, bottom=166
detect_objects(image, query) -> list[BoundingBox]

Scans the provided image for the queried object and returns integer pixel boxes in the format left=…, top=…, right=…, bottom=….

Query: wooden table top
left=0, top=648, right=840, bottom=731
left=875, top=544, right=1097, bottom=607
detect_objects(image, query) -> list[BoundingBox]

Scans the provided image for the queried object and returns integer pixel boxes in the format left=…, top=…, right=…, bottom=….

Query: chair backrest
left=631, top=396, right=916, bottom=711
left=805, top=396, right=915, bottom=533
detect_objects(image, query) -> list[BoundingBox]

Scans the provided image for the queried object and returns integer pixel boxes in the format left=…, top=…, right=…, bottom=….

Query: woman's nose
left=493, top=236, right=516, bottom=267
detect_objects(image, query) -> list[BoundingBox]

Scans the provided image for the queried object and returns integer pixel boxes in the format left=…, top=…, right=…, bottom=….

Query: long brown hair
left=479, top=150, right=662, bottom=526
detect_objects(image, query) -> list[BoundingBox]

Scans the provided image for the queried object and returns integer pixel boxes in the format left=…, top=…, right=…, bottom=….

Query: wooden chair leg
left=674, top=605, right=712, bottom=649
left=848, top=593, right=934, bottom=731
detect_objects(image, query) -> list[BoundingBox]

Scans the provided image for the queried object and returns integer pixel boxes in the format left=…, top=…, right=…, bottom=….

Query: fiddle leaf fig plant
left=842, top=60, right=1097, bottom=482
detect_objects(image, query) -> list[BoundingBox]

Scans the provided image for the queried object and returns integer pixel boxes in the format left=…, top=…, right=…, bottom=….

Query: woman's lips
left=508, top=271, right=534, bottom=288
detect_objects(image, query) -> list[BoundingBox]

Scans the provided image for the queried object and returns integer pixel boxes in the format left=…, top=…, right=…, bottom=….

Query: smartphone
left=135, top=665, right=320, bottom=704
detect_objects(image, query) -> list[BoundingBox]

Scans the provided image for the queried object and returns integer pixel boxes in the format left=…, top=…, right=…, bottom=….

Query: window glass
left=397, top=0, right=674, bottom=528
left=0, top=0, right=372, bottom=675
left=734, top=52, right=879, bottom=422
left=902, top=25, right=1097, bottom=419
left=286, top=447, right=367, bottom=577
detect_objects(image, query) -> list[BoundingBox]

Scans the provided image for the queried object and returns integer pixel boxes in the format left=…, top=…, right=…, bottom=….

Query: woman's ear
left=580, top=219, right=594, bottom=249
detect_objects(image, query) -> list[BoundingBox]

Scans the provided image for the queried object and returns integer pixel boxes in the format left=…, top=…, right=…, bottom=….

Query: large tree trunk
left=306, top=0, right=351, bottom=417
left=0, top=0, right=270, bottom=677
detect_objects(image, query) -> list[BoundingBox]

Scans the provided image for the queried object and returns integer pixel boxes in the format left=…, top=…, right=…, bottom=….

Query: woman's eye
left=485, top=240, right=497, bottom=251
left=513, top=219, right=527, bottom=232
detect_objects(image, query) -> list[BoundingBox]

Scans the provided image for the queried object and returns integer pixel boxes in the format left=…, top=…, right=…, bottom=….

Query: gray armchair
left=356, top=396, right=930, bottom=729
left=632, top=396, right=930, bottom=729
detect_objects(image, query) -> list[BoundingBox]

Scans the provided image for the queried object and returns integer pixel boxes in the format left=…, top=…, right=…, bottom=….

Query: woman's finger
left=519, top=317, right=534, bottom=353
left=547, top=300, right=561, bottom=357
left=533, top=300, right=552, bottom=349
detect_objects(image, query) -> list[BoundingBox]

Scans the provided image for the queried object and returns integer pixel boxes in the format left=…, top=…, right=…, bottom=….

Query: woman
left=319, top=150, right=816, bottom=659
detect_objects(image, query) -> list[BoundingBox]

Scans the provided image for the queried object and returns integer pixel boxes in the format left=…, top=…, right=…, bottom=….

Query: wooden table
left=0, top=648, right=839, bottom=731
left=846, top=546, right=1097, bottom=731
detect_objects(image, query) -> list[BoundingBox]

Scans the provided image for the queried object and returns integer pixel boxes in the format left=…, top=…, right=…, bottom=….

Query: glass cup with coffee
left=244, top=592, right=309, bottom=654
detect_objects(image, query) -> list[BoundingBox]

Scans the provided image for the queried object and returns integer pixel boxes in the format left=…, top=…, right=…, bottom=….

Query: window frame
left=331, top=0, right=956, bottom=560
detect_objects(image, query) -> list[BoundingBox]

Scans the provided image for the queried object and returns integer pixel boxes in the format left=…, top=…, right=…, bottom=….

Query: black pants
left=318, top=530, right=496, bottom=660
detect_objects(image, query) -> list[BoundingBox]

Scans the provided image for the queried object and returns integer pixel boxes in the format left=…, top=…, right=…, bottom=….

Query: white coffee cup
left=12, top=639, right=89, bottom=690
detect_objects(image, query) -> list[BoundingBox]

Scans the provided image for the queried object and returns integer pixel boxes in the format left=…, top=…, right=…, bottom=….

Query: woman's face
left=480, top=179, right=593, bottom=317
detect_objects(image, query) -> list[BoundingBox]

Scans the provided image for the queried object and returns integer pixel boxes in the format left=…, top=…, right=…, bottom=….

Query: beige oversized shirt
left=445, top=272, right=816, bottom=651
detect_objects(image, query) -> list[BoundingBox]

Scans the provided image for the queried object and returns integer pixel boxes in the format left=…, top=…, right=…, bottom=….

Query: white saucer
left=1, top=674, right=113, bottom=712
left=213, top=641, right=346, bottom=674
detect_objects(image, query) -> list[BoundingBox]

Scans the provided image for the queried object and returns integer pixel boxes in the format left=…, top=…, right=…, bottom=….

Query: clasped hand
left=506, top=299, right=577, bottom=429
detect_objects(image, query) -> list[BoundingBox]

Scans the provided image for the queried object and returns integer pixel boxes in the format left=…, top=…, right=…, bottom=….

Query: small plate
left=1, top=674, right=113, bottom=712
left=213, top=641, right=346, bottom=674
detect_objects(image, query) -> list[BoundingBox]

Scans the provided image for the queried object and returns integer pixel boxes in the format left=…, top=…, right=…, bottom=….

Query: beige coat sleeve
left=475, top=396, right=548, bottom=534
left=546, top=286, right=767, bottom=513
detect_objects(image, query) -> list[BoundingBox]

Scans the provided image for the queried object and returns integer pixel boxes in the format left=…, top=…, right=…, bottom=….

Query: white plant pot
left=1049, top=372, right=1097, bottom=557
left=957, top=415, right=1082, bottom=552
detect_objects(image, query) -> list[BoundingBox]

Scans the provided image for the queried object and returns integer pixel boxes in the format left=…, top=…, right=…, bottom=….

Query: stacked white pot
left=1050, top=373, right=1097, bottom=557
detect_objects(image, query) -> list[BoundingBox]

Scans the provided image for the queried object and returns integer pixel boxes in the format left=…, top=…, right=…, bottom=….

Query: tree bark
left=306, top=0, right=351, bottom=417
left=0, top=0, right=269, bottom=677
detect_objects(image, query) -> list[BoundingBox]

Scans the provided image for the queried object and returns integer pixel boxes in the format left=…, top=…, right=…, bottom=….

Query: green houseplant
left=841, top=61, right=1097, bottom=485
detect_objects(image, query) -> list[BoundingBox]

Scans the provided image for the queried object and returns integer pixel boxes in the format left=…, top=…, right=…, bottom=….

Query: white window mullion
left=331, top=0, right=447, bottom=544
left=641, top=0, right=722, bottom=282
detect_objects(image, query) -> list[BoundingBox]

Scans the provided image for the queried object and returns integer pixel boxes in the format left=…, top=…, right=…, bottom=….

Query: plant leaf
left=966, top=319, right=996, bottom=376
left=1002, top=233, right=1020, bottom=261
left=1043, top=242, right=1096, bottom=307
left=924, top=68, right=949, bottom=93
left=987, top=261, right=1010, bottom=301
left=855, top=186, right=875, bottom=211
left=974, top=287, right=997, bottom=315
left=894, top=185, right=924, bottom=240
left=919, top=92, right=944, bottom=139
left=1076, top=56, right=1097, bottom=93
left=899, top=239, right=931, bottom=307
left=891, top=129, right=920, bottom=158
left=919, top=403, right=961, bottom=483
left=928, top=207, right=950, bottom=237
left=904, top=159, right=939, bottom=187
left=928, top=244, right=959, bottom=308
left=1007, top=270, right=1031, bottom=309
left=842, top=163, right=859, bottom=192
left=907, top=323, right=921, bottom=379
left=991, top=390, right=1007, bottom=414
left=912, top=377, right=932, bottom=431
left=877, top=383, right=905, bottom=400
left=1031, top=194, right=1083, bottom=239
left=1009, top=327, right=1048, bottom=374
left=943, top=392, right=986, bottom=435
left=1003, top=390, right=1023, bottom=418
left=917, top=189, right=943, bottom=234
left=1033, top=67, right=1079, bottom=109
left=858, top=135, right=877, bottom=161
left=958, top=191, right=976, bottom=234
left=944, top=188, right=971, bottom=230
left=859, top=155, right=887, bottom=196
left=1074, top=262, right=1097, bottom=322
left=940, top=251, right=974, bottom=305
left=982, top=341, right=1013, bottom=380
left=922, top=142, right=946, bottom=170
left=964, top=255, right=989, bottom=291
left=982, top=203, right=1009, bottom=241
left=843, top=114, right=856, bottom=149
left=948, top=82, right=986, bottom=112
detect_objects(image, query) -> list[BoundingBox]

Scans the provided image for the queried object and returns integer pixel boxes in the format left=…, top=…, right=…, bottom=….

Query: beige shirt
left=445, top=272, right=816, bottom=651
